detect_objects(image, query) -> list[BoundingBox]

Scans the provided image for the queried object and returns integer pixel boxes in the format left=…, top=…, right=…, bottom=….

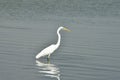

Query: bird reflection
left=36, top=60, right=60, bottom=80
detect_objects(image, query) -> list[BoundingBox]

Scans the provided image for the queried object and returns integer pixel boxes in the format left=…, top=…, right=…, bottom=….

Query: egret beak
left=63, top=27, right=71, bottom=32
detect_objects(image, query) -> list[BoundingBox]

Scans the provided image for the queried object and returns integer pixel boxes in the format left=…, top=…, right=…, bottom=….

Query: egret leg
left=47, top=54, right=50, bottom=61
left=47, top=58, right=50, bottom=63
left=47, top=57, right=50, bottom=62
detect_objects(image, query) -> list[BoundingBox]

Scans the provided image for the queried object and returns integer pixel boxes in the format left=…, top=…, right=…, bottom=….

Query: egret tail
left=36, top=53, right=43, bottom=59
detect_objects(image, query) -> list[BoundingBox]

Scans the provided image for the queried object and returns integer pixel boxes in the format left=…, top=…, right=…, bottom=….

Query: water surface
left=0, top=0, right=120, bottom=80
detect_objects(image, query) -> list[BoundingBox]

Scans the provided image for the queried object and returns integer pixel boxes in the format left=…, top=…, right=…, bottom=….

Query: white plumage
left=36, top=44, right=57, bottom=59
left=36, top=26, right=70, bottom=59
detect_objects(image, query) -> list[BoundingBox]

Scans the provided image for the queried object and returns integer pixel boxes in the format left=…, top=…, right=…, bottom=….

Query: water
left=0, top=0, right=120, bottom=80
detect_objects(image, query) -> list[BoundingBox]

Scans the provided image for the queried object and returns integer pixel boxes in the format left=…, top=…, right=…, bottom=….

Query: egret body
left=35, top=26, right=70, bottom=59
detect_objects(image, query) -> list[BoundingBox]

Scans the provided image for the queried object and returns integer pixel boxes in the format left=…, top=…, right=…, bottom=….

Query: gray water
left=0, top=0, right=120, bottom=80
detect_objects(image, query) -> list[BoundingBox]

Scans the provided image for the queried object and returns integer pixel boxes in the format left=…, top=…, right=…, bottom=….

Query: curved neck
left=56, top=28, right=61, bottom=47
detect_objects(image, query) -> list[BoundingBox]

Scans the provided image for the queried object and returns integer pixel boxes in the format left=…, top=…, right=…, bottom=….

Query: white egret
left=36, top=26, right=70, bottom=59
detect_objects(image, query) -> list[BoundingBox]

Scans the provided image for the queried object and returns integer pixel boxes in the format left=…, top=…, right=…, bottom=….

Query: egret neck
left=56, top=27, right=61, bottom=47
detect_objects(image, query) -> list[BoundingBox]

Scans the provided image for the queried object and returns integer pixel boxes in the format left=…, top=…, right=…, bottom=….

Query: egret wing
left=36, top=44, right=56, bottom=59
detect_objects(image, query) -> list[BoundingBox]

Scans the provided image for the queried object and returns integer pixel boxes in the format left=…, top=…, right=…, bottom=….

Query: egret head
left=59, top=26, right=71, bottom=32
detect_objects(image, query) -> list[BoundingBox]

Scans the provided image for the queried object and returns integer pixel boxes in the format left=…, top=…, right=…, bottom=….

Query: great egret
left=36, top=26, right=70, bottom=59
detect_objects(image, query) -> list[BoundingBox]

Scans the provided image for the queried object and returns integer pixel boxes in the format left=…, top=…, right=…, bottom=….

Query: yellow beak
left=63, top=27, right=71, bottom=32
